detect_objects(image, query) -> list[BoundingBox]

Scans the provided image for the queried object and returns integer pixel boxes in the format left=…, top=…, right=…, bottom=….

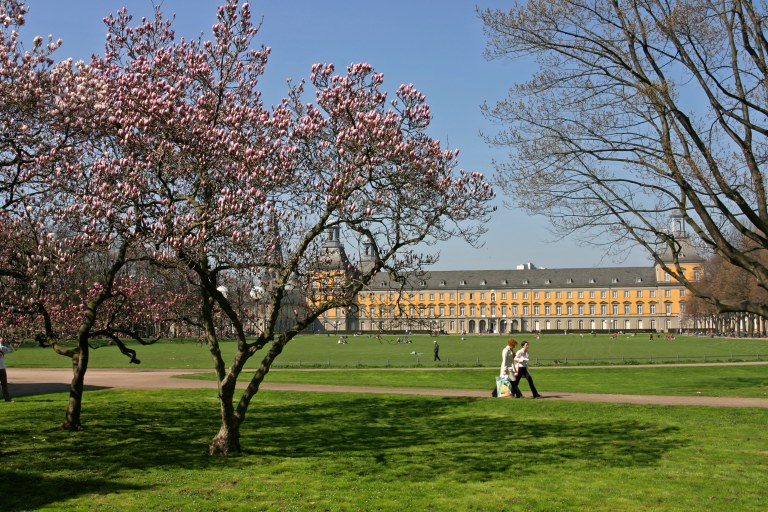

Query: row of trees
left=0, top=0, right=494, bottom=454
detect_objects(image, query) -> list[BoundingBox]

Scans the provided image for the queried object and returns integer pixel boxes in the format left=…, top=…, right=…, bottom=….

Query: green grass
left=254, top=365, right=768, bottom=398
left=11, top=333, right=768, bottom=369
left=1, top=389, right=766, bottom=511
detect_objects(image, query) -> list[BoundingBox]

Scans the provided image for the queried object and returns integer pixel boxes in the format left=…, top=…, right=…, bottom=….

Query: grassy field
left=10, top=333, right=768, bottom=369
left=1, top=389, right=766, bottom=511
left=4, top=334, right=768, bottom=510
left=258, top=365, right=768, bottom=398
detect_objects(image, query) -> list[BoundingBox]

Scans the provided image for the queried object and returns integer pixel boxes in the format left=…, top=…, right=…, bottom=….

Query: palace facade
left=313, top=216, right=704, bottom=335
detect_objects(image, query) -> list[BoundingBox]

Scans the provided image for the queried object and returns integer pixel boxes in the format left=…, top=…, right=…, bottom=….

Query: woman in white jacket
left=499, top=339, right=523, bottom=398
left=513, top=341, right=542, bottom=399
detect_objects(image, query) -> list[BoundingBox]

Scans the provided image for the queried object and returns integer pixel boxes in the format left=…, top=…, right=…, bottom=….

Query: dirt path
left=7, top=367, right=768, bottom=408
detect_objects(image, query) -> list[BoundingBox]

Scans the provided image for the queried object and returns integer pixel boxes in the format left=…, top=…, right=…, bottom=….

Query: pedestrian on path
left=513, top=341, right=542, bottom=399
left=433, top=340, right=441, bottom=361
left=1, top=338, right=17, bottom=402
left=500, top=338, right=523, bottom=398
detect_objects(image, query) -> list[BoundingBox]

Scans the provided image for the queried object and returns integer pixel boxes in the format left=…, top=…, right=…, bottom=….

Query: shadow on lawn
left=0, top=470, right=147, bottom=512
left=2, top=389, right=687, bottom=506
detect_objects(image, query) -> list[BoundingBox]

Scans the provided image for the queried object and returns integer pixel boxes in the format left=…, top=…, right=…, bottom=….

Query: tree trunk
left=62, top=346, right=88, bottom=431
left=208, top=380, right=241, bottom=456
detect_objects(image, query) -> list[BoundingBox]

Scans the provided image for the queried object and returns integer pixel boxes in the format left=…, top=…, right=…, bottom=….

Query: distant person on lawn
left=1, top=338, right=17, bottom=402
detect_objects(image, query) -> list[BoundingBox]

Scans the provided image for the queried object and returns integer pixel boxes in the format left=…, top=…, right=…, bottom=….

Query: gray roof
left=369, top=267, right=660, bottom=291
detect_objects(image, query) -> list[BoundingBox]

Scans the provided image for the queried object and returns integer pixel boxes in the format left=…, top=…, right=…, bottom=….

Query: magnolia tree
left=95, top=0, right=494, bottom=455
left=0, top=0, right=189, bottom=430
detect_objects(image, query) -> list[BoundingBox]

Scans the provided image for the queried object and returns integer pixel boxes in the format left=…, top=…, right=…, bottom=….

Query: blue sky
left=19, top=0, right=650, bottom=270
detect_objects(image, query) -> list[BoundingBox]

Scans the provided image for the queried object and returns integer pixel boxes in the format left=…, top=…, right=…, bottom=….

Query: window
left=589, top=291, right=595, bottom=299
left=601, top=304, right=607, bottom=315
left=650, top=303, right=656, bottom=314
left=694, top=268, right=700, bottom=281
left=578, top=304, right=584, bottom=315
left=523, top=291, right=529, bottom=299
left=556, top=304, right=562, bottom=315
left=439, top=305, right=445, bottom=316
left=512, top=292, right=518, bottom=299
left=589, top=304, right=596, bottom=315
left=624, top=290, right=630, bottom=298
left=470, top=305, right=476, bottom=316
left=578, top=291, right=584, bottom=299
left=534, top=291, right=540, bottom=299
left=534, top=305, right=540, bottom=315
left=567, top=304, right=573, bottom=315
left=459, top=305, right=465, bottom=316
left=612, top=290, right=618, bottom=298
left=469, top=293, right=474, bottom=300
left=512, top=305, right=519, bottom=315
left=544, top=305, right=551, bottom=315
left=680, top=289, right=686, bottom=297
left=567, top=291, right=573, bottom=299
left=624, top=304, right=630, bottom=315
left=429, top=293, right=435, bottom=300
left=545, top=291, right=551, bottom=299
left=429, top=305, right=435, bottom=317
left=600, top=291, right=607, bottom=299
left=555, top=291, right=562, bottom=298
left=650, top=290, right=656, bottom=298
left=419, top=293, right=425, bottom=300
left=449, top=305, right=455, bottom=316
left=665, top=303, right=672, bottom=315
left=612, top=304, right=619, bottom=315
left=480, top=305, right=486, bottom=316
left=665, top=289, right=672, bottom=298
left=409, top=305, right=415, bottom=316
left=636, top=304, right=644, bottom=315
left=501, top=305, right=507, bottom=316
left=523, top=305, right=530, bottom=316
left=680, top=302, right=686, bottom=314
left=501, top=292, right=507, bottom=300
left=480, top=292, right=486, bottom=300
left=418, top=305, right=425, bottom=317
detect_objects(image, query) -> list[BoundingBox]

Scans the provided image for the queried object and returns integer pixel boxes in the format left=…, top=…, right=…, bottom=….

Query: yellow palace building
left=313, top=215, right=704, bottom=336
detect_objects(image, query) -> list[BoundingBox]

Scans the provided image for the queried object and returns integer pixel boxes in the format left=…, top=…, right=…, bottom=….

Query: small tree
left=480, top=0, right=768, bottom=317
left=97, top=0, right=494, bottom=455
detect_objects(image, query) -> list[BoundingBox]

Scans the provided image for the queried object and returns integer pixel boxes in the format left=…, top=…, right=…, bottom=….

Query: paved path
left=7, top=367, right=768, bottom=408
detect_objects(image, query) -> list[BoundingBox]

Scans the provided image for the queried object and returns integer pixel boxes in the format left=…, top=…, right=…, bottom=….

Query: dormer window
left=523, top=279, right=530, bottom=285
left=589, top=278, right=596, bottom=284
left=612, top=278, right=619, bottom=284
left=481, top=279, right=487, bottom=285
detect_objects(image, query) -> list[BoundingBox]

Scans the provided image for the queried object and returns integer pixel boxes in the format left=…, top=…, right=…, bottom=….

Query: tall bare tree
left=480, top=0, right=768, bottom=316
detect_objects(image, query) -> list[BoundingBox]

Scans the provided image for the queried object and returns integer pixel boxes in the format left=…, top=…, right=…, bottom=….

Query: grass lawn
left=10, top=333, right=768, bottom=369
left=256, top=365, right=768, bottom=398
left=1, top=389, right=766, bottom=511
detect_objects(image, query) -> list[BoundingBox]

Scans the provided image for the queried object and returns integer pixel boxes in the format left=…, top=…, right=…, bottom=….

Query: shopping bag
left=494, top=376, right=511, bottom=398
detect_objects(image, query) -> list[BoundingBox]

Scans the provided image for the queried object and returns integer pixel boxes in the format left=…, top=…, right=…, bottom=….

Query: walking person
left=0, top=337, right=17, bottom=402
left=500, top=338, right=523, bottom=398
left=433, top=340, right=441, bottom=361
left=513, top=341, right=542, bottom=399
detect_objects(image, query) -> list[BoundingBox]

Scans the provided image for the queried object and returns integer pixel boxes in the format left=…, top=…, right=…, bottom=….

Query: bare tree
left=480, top=0, right=768, bottom=317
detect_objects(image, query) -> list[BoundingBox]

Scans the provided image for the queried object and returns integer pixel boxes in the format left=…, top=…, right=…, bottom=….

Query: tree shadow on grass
left=0, top=470, right=147, bottom=512
left=245, top=393, right=686, bottom=482
left=3, top=389, right=687, bottom=505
